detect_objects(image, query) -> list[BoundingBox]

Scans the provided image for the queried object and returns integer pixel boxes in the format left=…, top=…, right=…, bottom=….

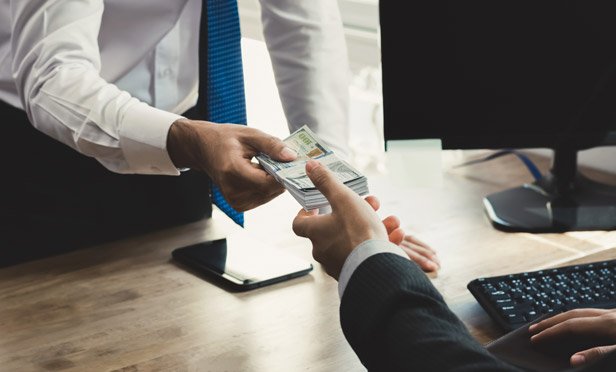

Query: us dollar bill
left=256, top=125, right=368, bottom=209
left=277, top=154, right=363, bottom=190
left=284, top=126, right=332, bottom=159
left=256, top=125, right=333, bottom=172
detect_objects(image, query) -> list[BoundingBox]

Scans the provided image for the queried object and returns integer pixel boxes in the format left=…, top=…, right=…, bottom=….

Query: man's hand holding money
left=168, top=119, right=297, bottom=211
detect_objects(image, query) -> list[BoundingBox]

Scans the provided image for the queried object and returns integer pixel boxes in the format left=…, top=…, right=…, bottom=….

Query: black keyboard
left=467, top=259, right=616, bottom=331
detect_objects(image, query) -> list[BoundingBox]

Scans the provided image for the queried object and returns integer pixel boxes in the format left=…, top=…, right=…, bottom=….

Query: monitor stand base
left=484, top=173, right=616, bottom=233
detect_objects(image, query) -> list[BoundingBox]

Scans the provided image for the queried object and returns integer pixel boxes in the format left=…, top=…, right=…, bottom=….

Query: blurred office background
left=238, top=0, right=616, bottom=176
left=238, top=0, right=384, bottom=173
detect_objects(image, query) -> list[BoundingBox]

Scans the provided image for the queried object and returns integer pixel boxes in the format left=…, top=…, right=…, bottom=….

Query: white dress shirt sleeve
left=10, top=0, right=181, bottom=175
left=259, top=0, right=351, bottom=157
left=338, top=239, right=409, bottom=298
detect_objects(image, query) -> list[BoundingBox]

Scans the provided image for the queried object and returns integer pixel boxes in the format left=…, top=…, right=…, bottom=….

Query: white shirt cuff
left=338, top=239, right=408, bottom=298
left=119, top=101, right=183, bottom=175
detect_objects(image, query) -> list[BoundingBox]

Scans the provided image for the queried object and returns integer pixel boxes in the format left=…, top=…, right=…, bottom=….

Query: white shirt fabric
left=0, top=0, right=349, bottom=175
left=338, top=239, right=409, bottom=298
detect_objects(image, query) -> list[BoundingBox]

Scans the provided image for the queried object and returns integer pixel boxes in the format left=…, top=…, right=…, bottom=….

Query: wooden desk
left=2, top=151, right=615, bottom=371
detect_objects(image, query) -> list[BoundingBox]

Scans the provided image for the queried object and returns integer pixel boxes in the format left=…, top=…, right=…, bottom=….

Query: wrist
left=167, top=118, right=202, bottom=170
left=338, top=239, right=406, bottom=297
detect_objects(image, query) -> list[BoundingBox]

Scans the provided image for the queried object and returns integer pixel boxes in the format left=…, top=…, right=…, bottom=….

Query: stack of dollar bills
left=256, top=125, right=369, bottom=210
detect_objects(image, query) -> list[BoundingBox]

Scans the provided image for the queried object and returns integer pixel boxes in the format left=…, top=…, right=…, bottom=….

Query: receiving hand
left=292, top=160, right=389, bottom=279
left=168, top=119, right=296, bottom=211
left=363, top=195, right=439, bottom=272
left=529, top=308, right=616, bottom=367
left=363, top=195, right=404, bottom=244
left=400, top=235, right=440, bottom=272
left=293, top=160, right=418, bottom=279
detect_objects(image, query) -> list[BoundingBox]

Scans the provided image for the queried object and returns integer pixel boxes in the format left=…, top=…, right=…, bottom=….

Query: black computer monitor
left=380, top=2, right=616, bottom=232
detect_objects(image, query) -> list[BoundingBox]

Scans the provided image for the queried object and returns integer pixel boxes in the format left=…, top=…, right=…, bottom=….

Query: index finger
left=244, top=128, right=297, bottom=162
left=240, top=162, right=283, bottom=190
left=529, top=308, right=609, bottom=334
left=292, top=208, right=321, bottom=238
left=364, top=195, right=380, bottom=211
left=530, top=316, right=612, bottom=346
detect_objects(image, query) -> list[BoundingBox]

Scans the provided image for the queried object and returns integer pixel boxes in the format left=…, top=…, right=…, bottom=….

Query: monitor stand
left=483, top=148, right=616, bottom=232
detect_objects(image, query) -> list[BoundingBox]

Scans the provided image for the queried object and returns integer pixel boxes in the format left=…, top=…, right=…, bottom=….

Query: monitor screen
left=380, top=2, right=616, bottom=232
left=381, top=2, right=616, bottom=150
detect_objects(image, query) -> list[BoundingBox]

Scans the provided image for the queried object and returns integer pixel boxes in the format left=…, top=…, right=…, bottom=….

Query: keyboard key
left=468, top=258, right=616, bottom=331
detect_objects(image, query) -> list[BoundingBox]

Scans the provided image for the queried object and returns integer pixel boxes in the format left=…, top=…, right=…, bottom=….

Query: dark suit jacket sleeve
left=339, top=253, right=521, bottom=372
left=340, top=252, right=616, bottom=372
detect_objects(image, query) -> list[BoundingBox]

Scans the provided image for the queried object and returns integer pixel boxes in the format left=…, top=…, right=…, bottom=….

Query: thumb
left=306, top=160, right=355, bottom=210
left=571, top=345, right=616, bottom=366
left=248, top=132, right=297, bottom=162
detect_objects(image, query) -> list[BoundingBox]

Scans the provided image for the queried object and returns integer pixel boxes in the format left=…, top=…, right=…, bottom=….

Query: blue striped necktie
left=199, top=0, right=246, bottom=226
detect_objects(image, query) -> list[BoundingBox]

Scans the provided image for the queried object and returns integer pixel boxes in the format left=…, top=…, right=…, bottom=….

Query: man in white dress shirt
left=0, top=0, right=440, bottom=271
left=0, top=0, right=350, bottom=266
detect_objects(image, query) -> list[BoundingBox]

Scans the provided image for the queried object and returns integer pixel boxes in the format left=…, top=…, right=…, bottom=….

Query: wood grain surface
left=1, top=151, right=615, bottom=371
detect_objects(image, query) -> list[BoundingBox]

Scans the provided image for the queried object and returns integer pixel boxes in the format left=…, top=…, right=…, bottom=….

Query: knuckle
left=561, top=319, right=579, bottom=335
left=604, top=312, right=616, bottom=321
left=223, top=191, right=248, bottom=212
left=258, top=180, right=276, bottom=193
left=311, top=170, right=329, bottom=186
left=218, top=162, right=235, bottom=179
left=292, top=221, right=301, bottom=235
left=264, top=134, right=276, bottom=146
left=606, top=314, right=616, bottom=339
left=568, top=309, right=582, bottom=316
left=571, top=308, right=588, bottom=317
left=266, top=136, right=282, bottom=151
left=256, top=185, right=277, bottom=202
left=312, top=249, right=323, bottom=262
left=584, top=347, right=606, bottom=361
left=247, top=126, right=262, bottom=135
left=270, top=187, right=285, bottom=198
left=226, top=196, right=242, bottom=210
left=594, top=347, right=607, bottom=358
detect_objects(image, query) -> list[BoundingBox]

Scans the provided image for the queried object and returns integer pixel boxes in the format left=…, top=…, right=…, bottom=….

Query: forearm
left=10, top=0, right=180, bottom=175
left=340, top=253, right=520, bottom=372
left=259, top=0, right=350, bottom=156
